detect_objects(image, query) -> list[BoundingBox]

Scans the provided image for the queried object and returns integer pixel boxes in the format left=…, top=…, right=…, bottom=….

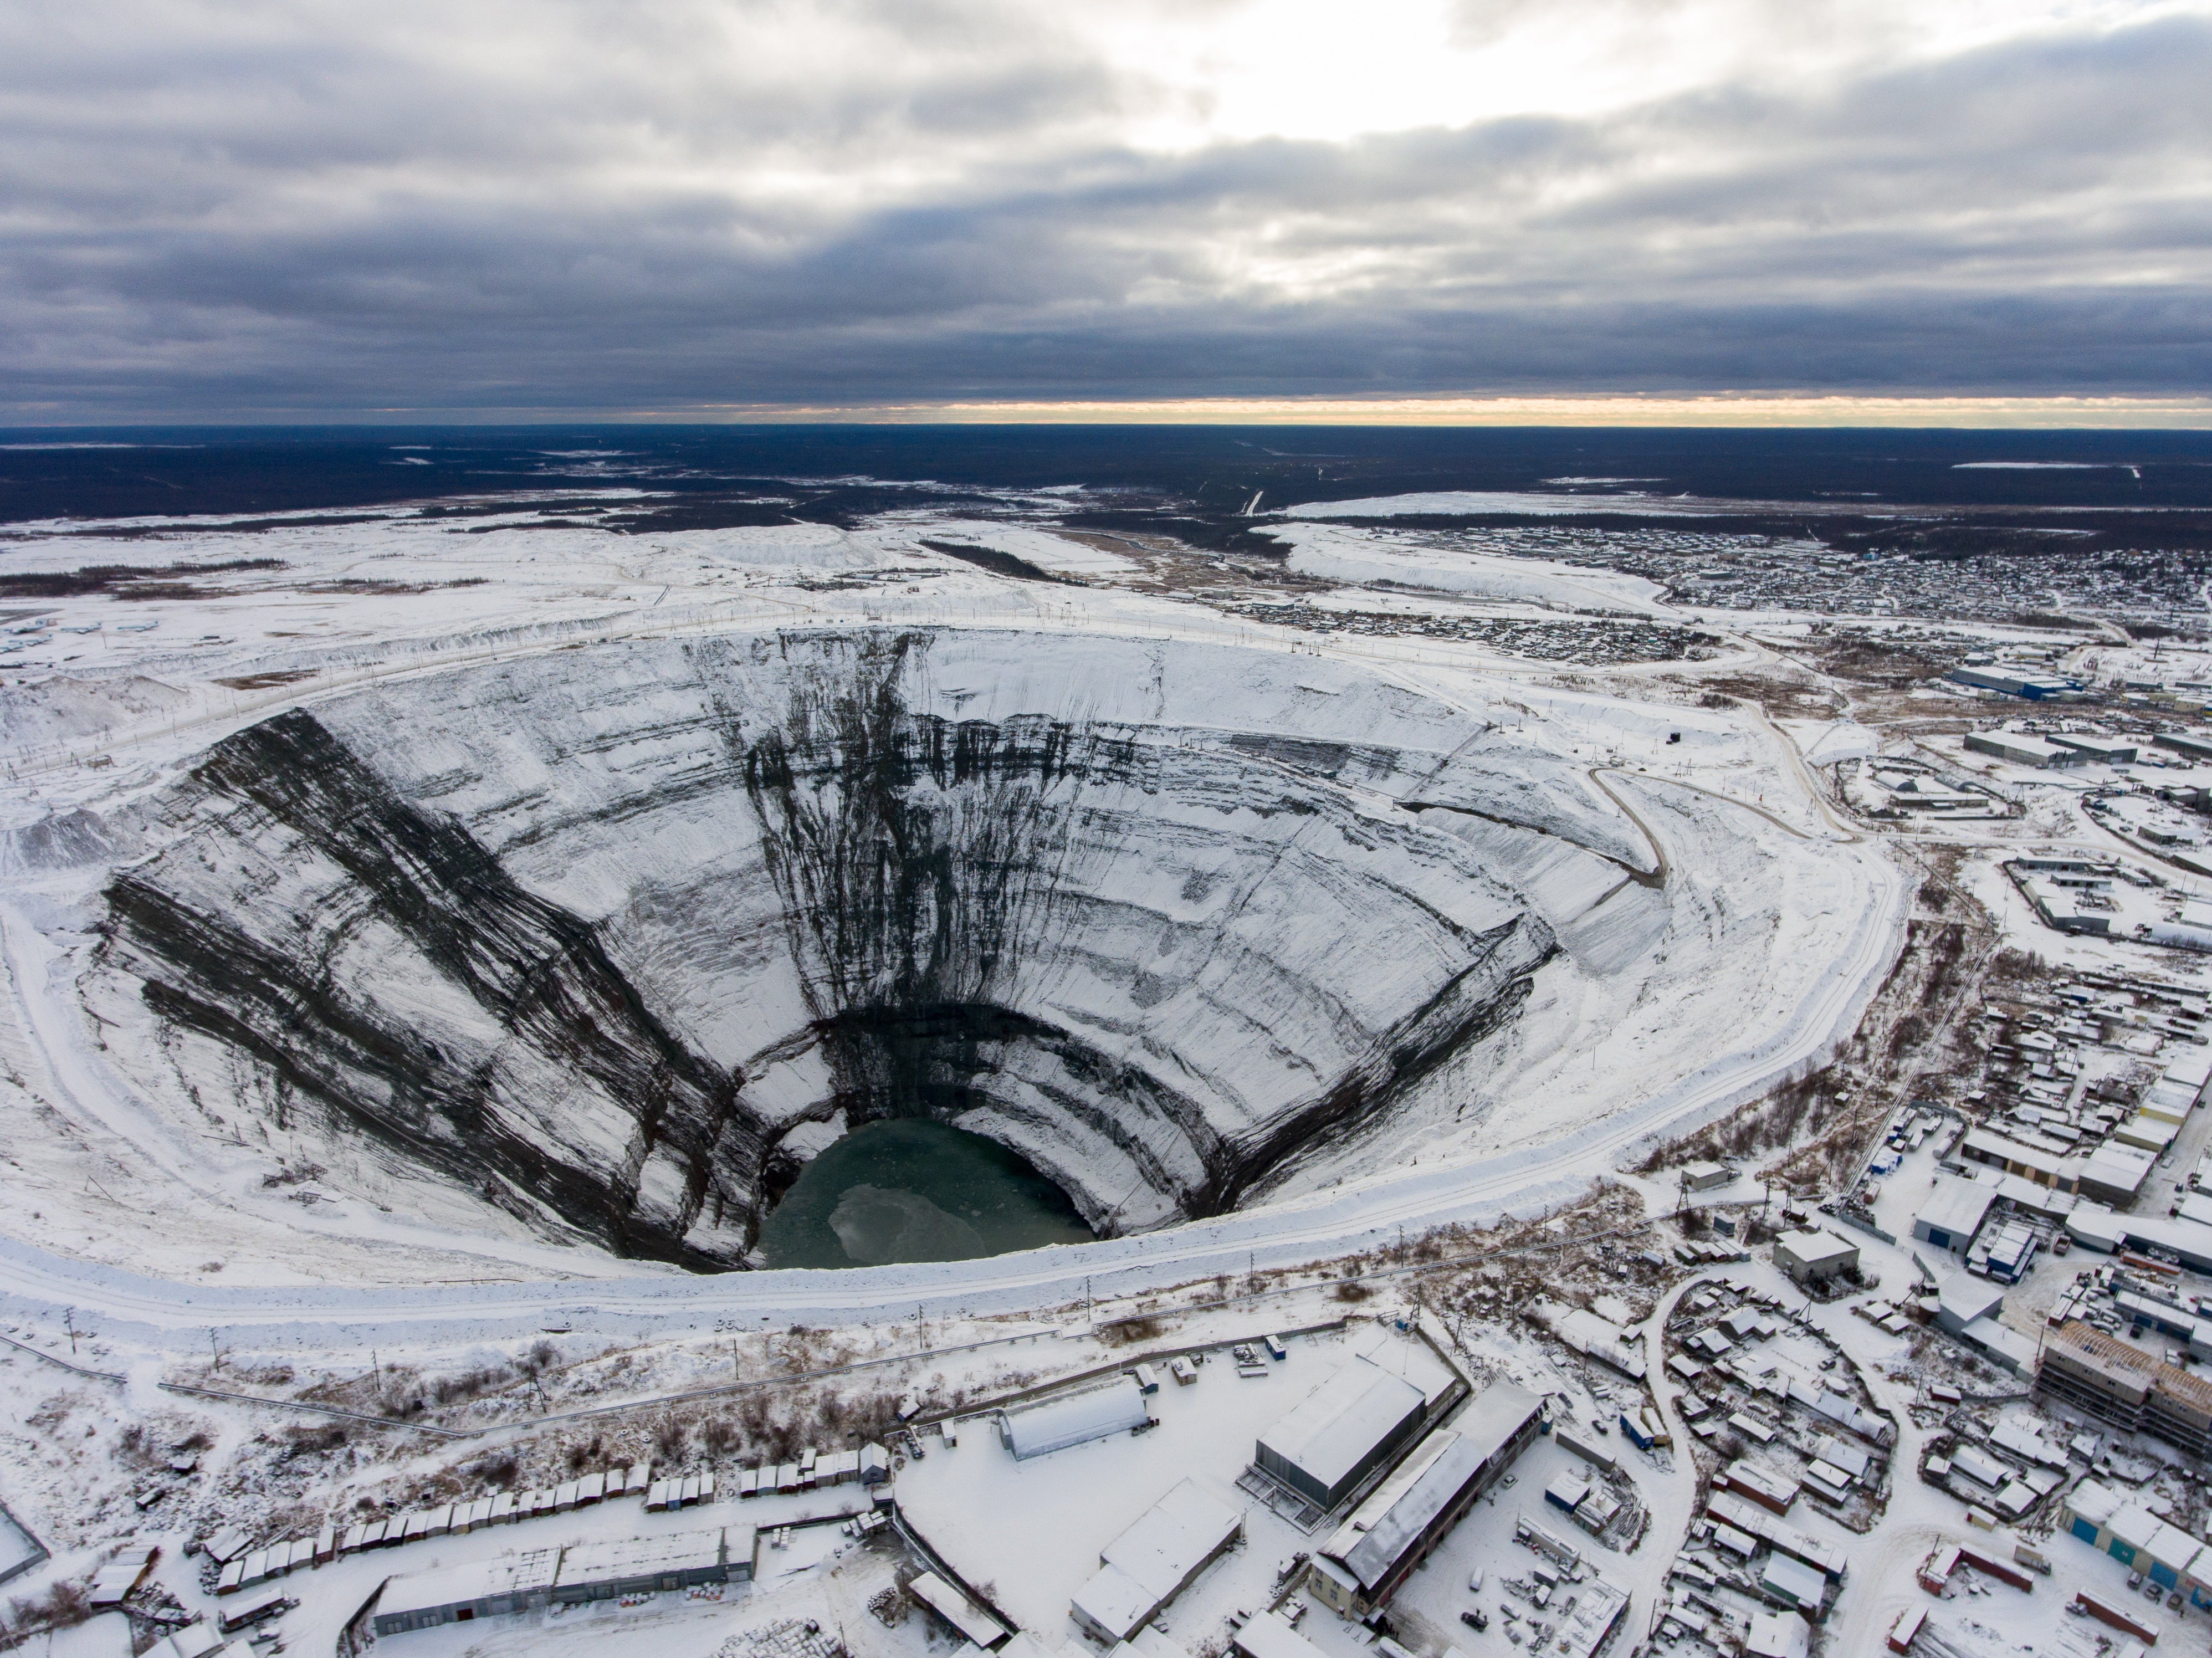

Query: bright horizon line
left=8, top=393, right=2212, bottom=430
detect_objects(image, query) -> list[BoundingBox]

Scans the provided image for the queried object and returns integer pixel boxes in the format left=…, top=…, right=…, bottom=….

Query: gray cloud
left=1, top=1, right=2207, bottom=417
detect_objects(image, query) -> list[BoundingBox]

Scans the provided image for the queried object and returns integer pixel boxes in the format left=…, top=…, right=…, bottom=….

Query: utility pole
left=64, top=1309, right=79, bottom=1357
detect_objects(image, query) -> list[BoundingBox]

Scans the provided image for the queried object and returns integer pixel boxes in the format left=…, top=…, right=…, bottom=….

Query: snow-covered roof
left=2081, top=1141, right=2156, bottom=1194
left=1322, top=1429, right=1489, bottom=1591
left=1071, top=1478, right=1243, bottom=1642
left=1916, top=1176, right=1995, bottom=1242
left=1002, top=1378, right=1151, bottom=1461
left=554, top=1527, right=730, bottom=1592
left=1775, top=1230, right=1856, bottom=1268
left=1453, top=1379, right=1543, bottom=1467
left=375, top=1547, right=562, bottom=1621
left=1757, top=1550, right=1826, bottom=1609
left=1256, top=1358, right=1426, bottom=1501
left=1809, top=1436, right=1870, bottom=1480
left=1070, top=1565, right=1156, bottom=1645
left=1231, top=1612, right=1330, bottom=1658
left=1745, top=1610, right=1811, bottom=1658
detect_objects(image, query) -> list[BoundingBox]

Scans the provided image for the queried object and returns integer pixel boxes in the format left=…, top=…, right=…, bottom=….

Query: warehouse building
left=368, top=1528, right=749, bottom=1637
left=1957, top=1128, right=2074, bottom=1190
left=1068, top=1479, right=1244, bottom=1645
left=1306, top=1381, right=1542, bottom=1619
left=1253, top=1358, right=1428, bottom=1511
left=2049, top=733, right=2139, bottom=764
left=549, top=1531, right=744, bottom=1605
left=2063, top=1480, right=2212, bottom=1607
left=1914, top=1178, right=1996, bottom=1255
left=371, top=1549, right=564, bottom=1635
left=1967, top=730, right=2082, bottom=768
left=2077, top=1143, right=2156, bottom=1208
left=1232, top=1611, right=1332, bottom=1658
left=1002, top=1378, right=1154, bottom=1461
left=1949, top=669, right=2081, bottom=701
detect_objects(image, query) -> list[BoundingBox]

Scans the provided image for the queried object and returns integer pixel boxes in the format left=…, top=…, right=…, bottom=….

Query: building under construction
left=2035, top=1321, right=2212, bottom=1459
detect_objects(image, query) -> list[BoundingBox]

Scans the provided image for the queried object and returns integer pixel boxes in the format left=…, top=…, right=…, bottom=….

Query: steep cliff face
left=93, top=628, right=1640, bottom=1266
left=103, top=709, right=760, bottom=1267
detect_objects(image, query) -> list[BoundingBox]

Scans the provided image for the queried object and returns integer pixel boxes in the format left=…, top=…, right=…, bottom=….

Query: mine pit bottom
left=754, top=1117, right=1097, bottom=1268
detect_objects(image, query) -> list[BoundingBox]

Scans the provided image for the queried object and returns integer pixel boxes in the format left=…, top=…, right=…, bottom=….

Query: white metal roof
left=1071, top=1478, right=1242, bottom=1641
left=376, top=1548, right=562, bottom=1619
left=1256, top=1358, right=1425, bottom=1494
left=1232, top=1612, right=1332, bottom=1658
left=555, top=1527, right=728, bottom=1588
left=1323, top=1429, right=1488, bottom=1590
left=1003, top=1377, right=1150, bottom=1460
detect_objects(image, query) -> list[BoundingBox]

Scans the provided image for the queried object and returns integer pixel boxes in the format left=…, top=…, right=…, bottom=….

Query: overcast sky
left=4, top=0, right=2209, bottom=420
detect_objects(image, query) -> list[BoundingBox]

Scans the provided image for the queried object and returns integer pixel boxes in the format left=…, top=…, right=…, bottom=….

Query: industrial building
left=2069, top=1200, right=2212, bottom=1275
left=1957, top=1128, right=2073, bottom=1190
left=368, top=1528, right=748, bottom=1637
left=1305, top=1380, right=1542, bottom=1619
left=2063, top=1480, right=2212, bottom=1608
left=1068, top=1479, right=1244, bottom=1644
left=2076, top=1142, right=2155, bottom=1207
left=2010, top=866, right=2114, bottom=935
left=1913, top=1178, right=1995, bottom=1255
left=1002, top=1378, right=1154, bottom=1460
left=1966, top=730, right=2081, bottom=767
left=1949, top=669, right=2081, bottom=701
left=1253, top=1358, right=1428, bottom=1511
left=2049, top=733, right=2139, bottom=764
left=370, top=1549, right=564, bottom=1635
left=1772, top=1230, right=1858, bottom=1288
left=2035, top=1321, right=2212, bottom=1460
